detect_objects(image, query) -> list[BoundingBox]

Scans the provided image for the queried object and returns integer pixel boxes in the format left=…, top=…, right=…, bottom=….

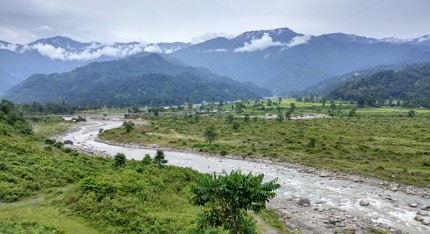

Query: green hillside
left=328, top=63, right=430, bottom=107
left=0, top=100, right=201, bottom=233
left=3, top=54, right=270, bottom=108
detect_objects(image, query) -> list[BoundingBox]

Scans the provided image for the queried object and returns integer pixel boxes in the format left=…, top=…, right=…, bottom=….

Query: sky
left=1, top=0, right=429, bottom=44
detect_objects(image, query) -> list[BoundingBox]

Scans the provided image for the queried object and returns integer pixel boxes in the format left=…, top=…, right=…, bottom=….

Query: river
left=59, top=117, right=429, bottom=233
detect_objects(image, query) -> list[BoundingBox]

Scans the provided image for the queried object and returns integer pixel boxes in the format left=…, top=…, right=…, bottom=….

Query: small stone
left=422, top=205, right=430, bottom=210
left=417, top=210, right=429, bottom=216
left=415, top=215, right=423, bottom=221
left=298, top=197, right=311, bottom=207
left=319, top=173, right=330, bottom=177
left=422, top=218, right=430, bottom=225
left=408, top=202, right=418, bottom=208
left=359, top=199, right=370, bottom=206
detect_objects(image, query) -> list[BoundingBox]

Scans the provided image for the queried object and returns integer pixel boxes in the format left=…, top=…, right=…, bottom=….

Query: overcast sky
left=1, top=0, right=429, bottom=44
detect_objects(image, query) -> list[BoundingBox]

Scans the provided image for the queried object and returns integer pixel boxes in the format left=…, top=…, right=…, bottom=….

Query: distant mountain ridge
left=2, top=54, right=270, bottom=107
left=1, top=28, right=430, bottom=95
left=170, top=28, right=430, bottom=95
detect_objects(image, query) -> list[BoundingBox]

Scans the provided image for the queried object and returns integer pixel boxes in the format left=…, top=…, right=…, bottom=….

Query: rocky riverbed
left=59, top=117, right=430, bottom=233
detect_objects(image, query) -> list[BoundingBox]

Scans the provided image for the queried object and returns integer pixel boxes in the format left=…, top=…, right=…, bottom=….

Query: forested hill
left=298, top=64, right=404, bottom=97
left=2, top=54, right=271, bottom=107
left=327, top=63, right=430, bottom=108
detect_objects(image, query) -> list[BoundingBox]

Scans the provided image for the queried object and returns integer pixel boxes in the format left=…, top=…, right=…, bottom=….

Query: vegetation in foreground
left=0, top=99, right=287, bottom=233
left=100, top=101, right=430, bottom=187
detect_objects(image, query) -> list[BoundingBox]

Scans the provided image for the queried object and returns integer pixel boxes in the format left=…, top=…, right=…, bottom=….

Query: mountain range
left=1, top=27, right=430, bottom=97
left=3, top=54, right=270, bottom=107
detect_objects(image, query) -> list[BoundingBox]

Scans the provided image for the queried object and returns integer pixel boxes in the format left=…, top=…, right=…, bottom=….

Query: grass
left=0, top=187, right=101, bottom=234
left=256, top=209, right=299, bottom=234
left=100, top=105, right=430, bottom=187
left=30, top=117, right=74, bottom=138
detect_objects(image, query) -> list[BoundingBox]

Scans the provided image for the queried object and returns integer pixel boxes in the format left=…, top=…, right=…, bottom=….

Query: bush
left=113, top=153, right=126, bottom=169
left=0, top=219, right=64, bottom=234
left=142, top=154, right=152, bottom=165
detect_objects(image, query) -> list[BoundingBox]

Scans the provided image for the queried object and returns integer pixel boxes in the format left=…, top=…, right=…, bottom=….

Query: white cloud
left=204, top=48, right=228, bottom=53
left=36, top=25, right=53, bottom=31
left=26, top=42, right=150, bottom=61
left=234, top=33, right=284, bottom=52
left=0, top=42, right=17, bottom=51
left=286, top=35, right=312, bottom=47
left=192, top=32, right=233, bottom=44
left=144, top=44, right=162, bottom=53
left=417, top=35, right=430, bottom=42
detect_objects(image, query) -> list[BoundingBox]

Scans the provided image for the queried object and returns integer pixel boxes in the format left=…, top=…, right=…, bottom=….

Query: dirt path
left=59, top=118, right=430, bottom=234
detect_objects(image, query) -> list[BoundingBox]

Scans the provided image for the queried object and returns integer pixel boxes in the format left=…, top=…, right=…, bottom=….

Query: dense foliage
left=328, top=63, right=430, bottom=108
left=0, top=104, right=207, bottom=233
left=63, top=165, right=200, bottom=233
left=19, top=102, right=76, bottom=115
left=3, top=54, right=270, bottom=107
left=0, top=99, right=32, bottom=135
left=191, top=171, right=280, bottom=234
left=0, top=219, right=64, bottom=234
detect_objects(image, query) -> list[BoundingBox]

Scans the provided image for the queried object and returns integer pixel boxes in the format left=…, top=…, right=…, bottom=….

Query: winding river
left=59, top=117, right=429, bottom=233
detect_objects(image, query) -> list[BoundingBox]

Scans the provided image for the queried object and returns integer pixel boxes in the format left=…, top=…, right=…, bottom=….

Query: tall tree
left=153, top=150, right=168, bottom=166
left=203, top=125, right=218, bottom=145
left=122, top=121, right=135, bottom=134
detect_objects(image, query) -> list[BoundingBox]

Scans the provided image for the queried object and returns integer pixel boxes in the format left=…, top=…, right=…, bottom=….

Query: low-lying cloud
left=26, top=42, right=149, bottom=61
left=0, top=42, right=18, bottom=51
left=286, top=35, right=312, bottom=47
left=234, top=33, right=283, bottom=52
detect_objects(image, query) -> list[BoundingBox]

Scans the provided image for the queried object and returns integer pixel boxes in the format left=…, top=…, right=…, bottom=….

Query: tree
left=276, top=112, right=284, bottom=122
left=122, top=121, right=135, bottom=134
left=330, top=100, right=336, bottom=110
left=243, top=114, right=250, bottom=123
left=142, top=154, right=152, bottom=165
left=289, top=103, right=296, bottom=113
left=226, top=114, right=235, bottom=123
left=407, top=110, right=416, bottom=118
left=285, top=111, right=292, bottom=120
left=203, top=125, right=218, bottom=145
left=191, top=171, right=280, bottom=234
left=113, top=153, right=126, bottom=168
left=232, top=121, right=241, bottom=131
left=153, top=150, right=168, bottom=166
left=348, top=108, right=357, bottom=117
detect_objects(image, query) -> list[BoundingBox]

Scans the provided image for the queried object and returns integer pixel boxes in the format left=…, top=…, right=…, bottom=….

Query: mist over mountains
left=1, top=27, right=430, bottom=98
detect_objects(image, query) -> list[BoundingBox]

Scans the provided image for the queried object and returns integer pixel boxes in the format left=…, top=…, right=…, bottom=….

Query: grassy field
left=100, top=103, right=430, bottom=187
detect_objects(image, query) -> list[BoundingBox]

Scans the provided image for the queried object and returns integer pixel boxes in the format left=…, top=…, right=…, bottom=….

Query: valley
left=58, top=111, right=430, bottom=233
left=1, top=4, right=430, bottom=233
